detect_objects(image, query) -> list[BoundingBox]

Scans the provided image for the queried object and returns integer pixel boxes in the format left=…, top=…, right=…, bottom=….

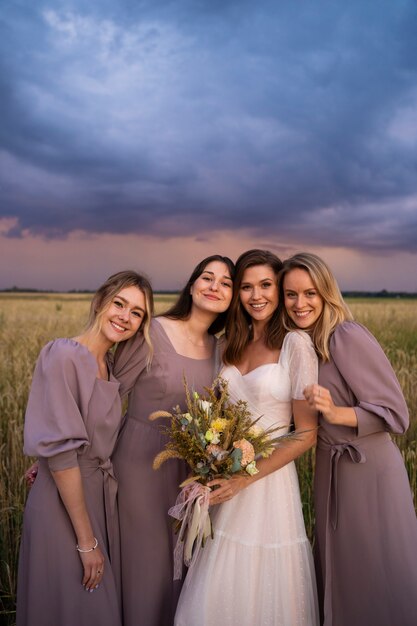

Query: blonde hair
left=279, top=253, right=353, bottom=361
left=87, top=270, right=154, bottom=366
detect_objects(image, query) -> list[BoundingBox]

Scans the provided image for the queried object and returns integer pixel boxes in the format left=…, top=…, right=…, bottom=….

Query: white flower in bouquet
left=245, top=461, right=259, bottom=476
left=198, top=399, right=212, bottom=415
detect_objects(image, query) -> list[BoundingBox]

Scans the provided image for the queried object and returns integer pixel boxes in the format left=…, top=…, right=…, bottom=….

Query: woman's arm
left=52, top=467, right=104, bottom=591
left=209, top=399, right=317, bottom=504
left=113, top=331, right=149, bottom=397
left=316, top=322, right=408, bottom=435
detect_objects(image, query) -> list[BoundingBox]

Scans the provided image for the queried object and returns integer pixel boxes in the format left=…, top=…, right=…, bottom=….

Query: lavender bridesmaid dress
left=17, top=339, right=123, bottom=626
left=112, top=319, right=217, bottom=626
left=315, top=321, right=417, bottom=626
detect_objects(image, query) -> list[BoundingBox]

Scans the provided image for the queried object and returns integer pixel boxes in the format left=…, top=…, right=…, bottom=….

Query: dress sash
left=317, top=431, right=392, bottom=624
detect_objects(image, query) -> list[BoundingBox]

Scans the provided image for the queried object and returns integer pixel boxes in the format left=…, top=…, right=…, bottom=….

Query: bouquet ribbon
left=168, top=482, right=211, bottom=580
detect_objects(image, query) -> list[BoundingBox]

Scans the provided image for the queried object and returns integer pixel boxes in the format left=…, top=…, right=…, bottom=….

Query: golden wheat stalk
left=153, top=449, right=183, bottom=469
left=149, top=410, right=173, bottom=421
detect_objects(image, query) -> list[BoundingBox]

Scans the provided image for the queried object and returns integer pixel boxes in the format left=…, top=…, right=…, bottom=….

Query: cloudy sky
left=1, top=0, right=417, bottom=291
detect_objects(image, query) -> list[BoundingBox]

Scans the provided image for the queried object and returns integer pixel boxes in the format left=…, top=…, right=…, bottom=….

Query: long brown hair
left=279, top=253, right=353, bottom=361
left=162, top=255, right=235, bottom=335
left=223, top=249, right=285, bottom=365
left=87, top=270, right=154, bottom=363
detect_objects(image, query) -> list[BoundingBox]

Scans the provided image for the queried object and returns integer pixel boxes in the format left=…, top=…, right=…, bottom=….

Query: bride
left=175, top=249, right=319, bottom=626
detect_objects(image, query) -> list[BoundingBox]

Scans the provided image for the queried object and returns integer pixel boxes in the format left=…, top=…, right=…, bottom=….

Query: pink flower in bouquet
left=206, top=443, right=222, bottom=456
left=206, top=444, right=229, bottom=461
left=233, top=438, right=255, bottom=467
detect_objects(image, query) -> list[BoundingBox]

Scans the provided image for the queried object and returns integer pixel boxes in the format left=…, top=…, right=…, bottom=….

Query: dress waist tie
left=327, top=442, right=366, bottom=531
left=317, top=431, right=391, bottom=625
left=78, top=457, right=118, bottom=562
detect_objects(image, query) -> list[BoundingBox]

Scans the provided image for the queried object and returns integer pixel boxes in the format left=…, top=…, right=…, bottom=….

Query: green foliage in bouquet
left=150, top=377, right=295, bottom=484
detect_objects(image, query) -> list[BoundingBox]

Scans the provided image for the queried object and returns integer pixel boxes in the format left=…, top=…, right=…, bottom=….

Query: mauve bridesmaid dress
left=17, top=339, right=123, bottom=626
left=112, top=319, right=217, bottom=626
left=315, top=321, right=417, bottom=626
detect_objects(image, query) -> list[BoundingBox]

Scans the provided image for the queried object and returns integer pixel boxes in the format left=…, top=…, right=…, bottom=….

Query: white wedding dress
left=175, top=331, right=320, bottom=626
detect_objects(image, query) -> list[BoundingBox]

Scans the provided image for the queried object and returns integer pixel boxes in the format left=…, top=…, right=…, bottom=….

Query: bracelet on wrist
left=76, top=537, right=98, bottom=553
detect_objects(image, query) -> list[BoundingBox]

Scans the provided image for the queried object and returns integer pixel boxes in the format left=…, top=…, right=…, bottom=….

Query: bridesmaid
left=112, top=254, right=234, bottom=626
left=280, top=252, right=417, bottom=626
left=17, top=271, right=153, bottom=626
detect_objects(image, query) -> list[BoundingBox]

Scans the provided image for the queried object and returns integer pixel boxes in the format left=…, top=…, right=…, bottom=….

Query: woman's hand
left=208, top=475, right=249, bottom=505
left=303, top=384, right=358, bottom=427
left=303, top=384, right=336, bottom=420
left=78, top=544, right=105, bottom=592
left=25, top=461, right=39, bottom=487
left=51, top=466, right=105, bottom=591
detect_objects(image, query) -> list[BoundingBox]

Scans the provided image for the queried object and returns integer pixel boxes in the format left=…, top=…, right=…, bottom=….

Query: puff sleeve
left=23, top=339, right=97, bottom=471
left=285, top=331, right=318, bottom=399
left=113, top=330, right=149, bottom=397
left=330, top=321, right=409, bottom=436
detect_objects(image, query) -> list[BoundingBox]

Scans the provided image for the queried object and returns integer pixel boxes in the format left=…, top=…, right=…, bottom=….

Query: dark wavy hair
left=223, top=249, right=285, bottom=364
left=162, top=255, right=235, bottom=335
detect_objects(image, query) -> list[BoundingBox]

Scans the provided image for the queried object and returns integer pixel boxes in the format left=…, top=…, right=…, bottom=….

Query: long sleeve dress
left=175, top=330, right=320, bottom=626
left=315, top=321, right=417, bottom=626
left=16, top=339, right=122, bottom=626
left=112, top=318, right=218, bottom=626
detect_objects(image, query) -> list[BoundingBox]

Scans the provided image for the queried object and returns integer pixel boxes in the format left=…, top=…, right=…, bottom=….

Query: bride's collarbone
left=237, top=345, right=280, bottom=375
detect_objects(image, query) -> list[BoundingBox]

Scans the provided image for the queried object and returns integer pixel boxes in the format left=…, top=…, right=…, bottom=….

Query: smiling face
left=100, top=285, right=146, bottom=344
left=239, top=264, right=279, bottom=324
left=190, top=260, right=233, bottom=314
left=283, top=268, right=324, bottom=330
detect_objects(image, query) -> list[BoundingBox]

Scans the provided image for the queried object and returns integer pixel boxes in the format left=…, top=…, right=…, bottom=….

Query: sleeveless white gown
left=175, top=331, right=320, bottom=626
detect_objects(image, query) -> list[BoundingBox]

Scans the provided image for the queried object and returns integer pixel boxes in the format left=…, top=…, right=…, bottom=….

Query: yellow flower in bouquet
left=210, top=418, right=229, bottom=432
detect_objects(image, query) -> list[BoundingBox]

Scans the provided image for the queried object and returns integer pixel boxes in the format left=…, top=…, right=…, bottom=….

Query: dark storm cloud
left=1, top=0, right=417, bottom=251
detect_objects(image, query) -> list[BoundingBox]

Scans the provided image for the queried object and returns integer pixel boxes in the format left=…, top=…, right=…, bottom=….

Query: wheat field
left=0, top=293, right=416, bottom=624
